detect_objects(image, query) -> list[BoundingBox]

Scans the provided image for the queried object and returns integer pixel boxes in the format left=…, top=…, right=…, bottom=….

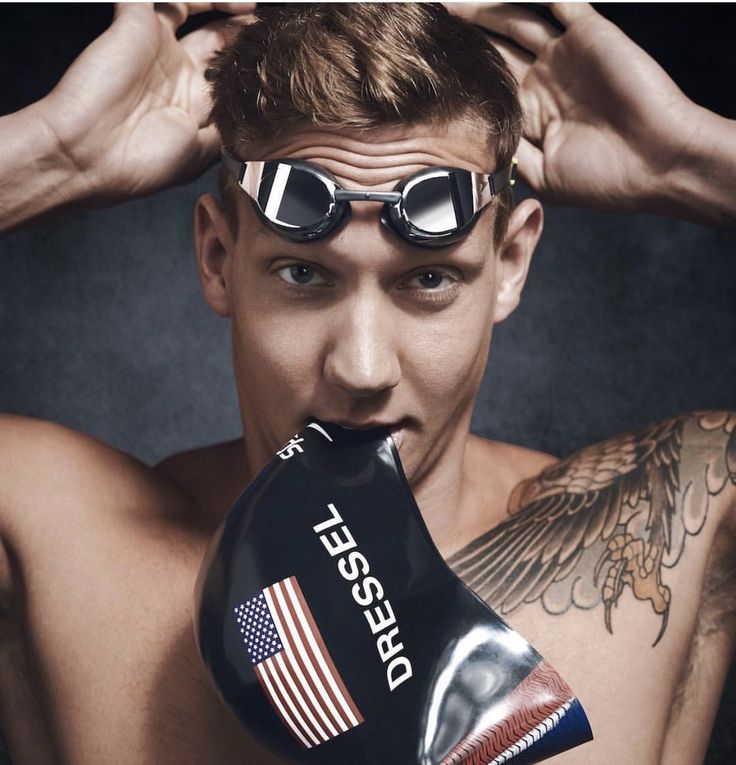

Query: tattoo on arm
left=447, top=412, right=736, bottom=647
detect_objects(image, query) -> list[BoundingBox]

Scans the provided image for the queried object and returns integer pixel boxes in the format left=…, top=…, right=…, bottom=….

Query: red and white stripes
left=255, top=576, right=364, bottom=748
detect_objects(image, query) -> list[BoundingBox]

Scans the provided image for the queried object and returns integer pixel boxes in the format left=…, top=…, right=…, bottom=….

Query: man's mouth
left=311, top=418, right=407, bottom=451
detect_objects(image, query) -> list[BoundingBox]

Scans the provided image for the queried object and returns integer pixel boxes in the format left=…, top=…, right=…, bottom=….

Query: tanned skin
left=1, top=3, right=735, bottom=765
left=450, top=412, right=736, bottom=648
left=1, top=413, right=735, bottom=764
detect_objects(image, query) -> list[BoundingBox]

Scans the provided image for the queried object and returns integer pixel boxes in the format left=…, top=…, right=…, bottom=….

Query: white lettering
left=387, top=656, right=413, bottom=692
left=312, top=502, right=343, bottom=534
left=337, top=551, right=370, bottom=581
left=320, top=525, right=357, bottom=557
left=277, top=435, right=304, bottom=461
left=352, top=575, right=384, bottom=607
left=314, top=502, right=412, bottom=693
left=364, top=600, right=396, bottom=635
left=377, top=627, right=404, bottom=663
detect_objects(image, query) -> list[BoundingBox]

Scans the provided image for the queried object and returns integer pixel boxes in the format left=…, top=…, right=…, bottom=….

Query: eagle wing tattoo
left=448, top=413, right=735, bottom=647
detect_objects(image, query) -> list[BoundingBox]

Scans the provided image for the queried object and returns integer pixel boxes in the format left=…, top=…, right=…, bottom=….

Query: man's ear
left=194, top=193, right=236, bottom=318
left=493, top=198, right=544, bottom=324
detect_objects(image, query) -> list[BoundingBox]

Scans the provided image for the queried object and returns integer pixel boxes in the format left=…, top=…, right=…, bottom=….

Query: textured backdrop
left=1, top=3, right=735, bottom=763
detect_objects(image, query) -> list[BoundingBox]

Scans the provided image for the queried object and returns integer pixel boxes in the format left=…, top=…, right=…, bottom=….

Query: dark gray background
left=1, top=3, right=735, bottom=763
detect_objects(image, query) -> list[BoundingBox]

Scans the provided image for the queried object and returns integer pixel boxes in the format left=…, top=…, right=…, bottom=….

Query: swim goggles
left=221, top=147, right=516, bottom=247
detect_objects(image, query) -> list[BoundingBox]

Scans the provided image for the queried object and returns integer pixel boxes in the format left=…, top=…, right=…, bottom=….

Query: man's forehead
left=242, top=120, right=492, bottom=189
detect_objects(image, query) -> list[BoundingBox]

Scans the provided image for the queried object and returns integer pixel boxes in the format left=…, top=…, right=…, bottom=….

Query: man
left=0, top=3, right=734, bottom=764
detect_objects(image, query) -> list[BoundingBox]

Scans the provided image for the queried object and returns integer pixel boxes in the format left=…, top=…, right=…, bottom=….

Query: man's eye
left=276, top=264, right=328, bottom=286
left=405, top=269, right=456, bottom=290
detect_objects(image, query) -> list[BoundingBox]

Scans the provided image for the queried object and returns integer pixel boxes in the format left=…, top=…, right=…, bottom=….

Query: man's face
left=196, top=120, right=540, bottom=488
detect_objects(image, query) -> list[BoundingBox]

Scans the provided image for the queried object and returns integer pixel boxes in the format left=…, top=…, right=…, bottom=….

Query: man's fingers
left=113, top=3, right=154, bottom=22
left=444, top=2, right=495, bottom=23
left=546, top=3, right=597, bottom=27
left=181, top=21, right=228, bottom=63
left=155, top=3, right=193, bottom=32
left=180, top=13, right=255, bottom=62
left=183, top=23, right=252, bottom=128
left=180, top=2, right=256, bottom=15
left=445, top=2, right=560, bottom=56
left=215, top=2, right=257, bottom=13
left=488, top=36, right=533, bottom=85
left=154, top=2, right=256, bottom=33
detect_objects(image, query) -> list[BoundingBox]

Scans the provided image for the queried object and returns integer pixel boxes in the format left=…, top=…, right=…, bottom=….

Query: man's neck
left=409, top=432, right=498, bottom=557
left=234, top=423, right=521, bottom=559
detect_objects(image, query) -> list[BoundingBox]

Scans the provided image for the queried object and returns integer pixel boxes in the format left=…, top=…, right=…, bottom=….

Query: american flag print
left=234, top=575, right=364, bottom=748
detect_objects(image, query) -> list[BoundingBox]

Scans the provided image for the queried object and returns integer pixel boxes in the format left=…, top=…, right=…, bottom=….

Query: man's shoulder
left=0, top=414, right=190, bottom=614
left=468, top=432, right=557, bottom=481
left=454, top=410, right=736, bottom=613
left=508, top=409, right=736, bottom=528
left=475, top=410, right=736, bottom=521
left=154, top=437, right=247, bottom=518
left=458, top=415, right=736, bottom=763
left=0, top=414, right=185, bottom=533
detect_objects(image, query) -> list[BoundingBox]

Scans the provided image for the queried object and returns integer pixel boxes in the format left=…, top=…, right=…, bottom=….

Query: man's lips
left=311, top=418, right=408, bottom=449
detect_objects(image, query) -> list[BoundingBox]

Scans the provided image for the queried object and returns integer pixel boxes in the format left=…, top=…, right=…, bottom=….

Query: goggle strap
left=222, top=148, right=266, bottom=200
left=480, top=156, right=518, bottom=207
left=222, top=147, right=245, bottom=184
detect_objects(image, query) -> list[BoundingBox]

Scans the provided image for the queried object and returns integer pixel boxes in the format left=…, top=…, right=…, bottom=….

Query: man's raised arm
left=448, top=2, right=736, bottom=229
left=0, top=2, right=254, bottom=236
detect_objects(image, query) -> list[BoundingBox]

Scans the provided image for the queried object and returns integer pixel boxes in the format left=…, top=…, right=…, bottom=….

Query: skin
left=0, top=123, right=734, bottom=764
left=194, top=119, right=544, bottom=554
left=1, top=4, right=736, bottom=764
left=446, top=2, right=736, bottom=228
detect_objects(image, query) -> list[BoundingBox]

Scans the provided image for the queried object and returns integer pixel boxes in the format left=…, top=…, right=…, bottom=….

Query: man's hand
left=39, top=2, right=255, bottom=203
left=446, top=3, right=736, bottom=226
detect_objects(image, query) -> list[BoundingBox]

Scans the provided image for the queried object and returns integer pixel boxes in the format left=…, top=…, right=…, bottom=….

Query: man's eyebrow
left=405, top=247, right=489, bottom=269
left=301, top=243, right=490, bottom=271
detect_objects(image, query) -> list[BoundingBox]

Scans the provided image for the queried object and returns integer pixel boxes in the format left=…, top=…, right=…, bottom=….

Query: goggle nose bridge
left=334, top=190, right=403, bottom=205
left=222, top=148, right=516, bottom=247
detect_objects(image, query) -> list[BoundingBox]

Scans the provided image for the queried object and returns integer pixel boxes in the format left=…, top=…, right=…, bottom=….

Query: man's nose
left=322, top=292, right=401, bottom=398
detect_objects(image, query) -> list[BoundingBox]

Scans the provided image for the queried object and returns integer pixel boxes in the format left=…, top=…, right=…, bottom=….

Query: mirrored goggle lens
left=402, top=170, right=476, bottom=234
left=257, top=163, right=333, bottom=228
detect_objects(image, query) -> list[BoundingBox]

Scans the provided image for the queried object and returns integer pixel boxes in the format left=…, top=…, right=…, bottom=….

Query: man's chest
left=4, top=604, right=662, bottom=765
left=4, top=498, right=723, bottom=765
left=3, top=523, right=290, bottom=764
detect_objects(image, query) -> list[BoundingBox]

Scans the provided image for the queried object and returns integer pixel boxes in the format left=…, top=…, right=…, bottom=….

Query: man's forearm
left=656, top=106, right=736, bottom=230
left=0, top=101, right=94, bottom=236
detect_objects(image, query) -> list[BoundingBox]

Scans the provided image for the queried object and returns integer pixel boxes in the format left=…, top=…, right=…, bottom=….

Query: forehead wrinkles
left=257, top=129, right=490, bottom=188
left=297, top=155, right=434, bottom=188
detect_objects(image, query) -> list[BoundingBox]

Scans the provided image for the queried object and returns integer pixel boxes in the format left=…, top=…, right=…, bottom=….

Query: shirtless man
left=1, top=3, right=735, bottom=764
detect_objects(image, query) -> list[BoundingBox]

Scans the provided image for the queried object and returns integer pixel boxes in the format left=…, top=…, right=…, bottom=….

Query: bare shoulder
left=506, top=409, right=736, bottom=537
left=451, top=411, right=736, bottom=645
left=467, top=431, right=557, bottom=485
left=154, top=437, right=246, bottom=510
left=0, top=413, right=178, bottom=519
left=0, top=414, right=184, bottom=605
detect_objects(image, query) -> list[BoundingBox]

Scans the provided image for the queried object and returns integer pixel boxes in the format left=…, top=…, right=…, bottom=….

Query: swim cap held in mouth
left=194, top=422, right=593, bottom=764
